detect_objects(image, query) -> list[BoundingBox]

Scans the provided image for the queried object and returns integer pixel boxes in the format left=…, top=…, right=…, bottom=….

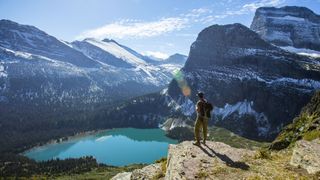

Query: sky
left=1, top=0, right=320, bottom=58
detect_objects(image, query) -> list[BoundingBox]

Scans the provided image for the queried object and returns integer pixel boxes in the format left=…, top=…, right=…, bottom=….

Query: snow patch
left=0, top=63, right=7, bottom=78
left=265, top=31, right=293, bottom=45
left=269, top=78, right=320, bottom=89
left=280, top=46, right=320, bottom=58
left=85, top=38, right=146, bottom=66
left=179, top=98, right=195, bottom=116
left=214, top=100, right=270, bottom=137
left=270, top=15, right=305, bottom=22
left=214, top=100, right=255, bottom=119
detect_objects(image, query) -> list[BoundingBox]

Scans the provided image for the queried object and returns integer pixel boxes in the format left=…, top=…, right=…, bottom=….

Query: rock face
left=112, top=140, right=318, bottom=179
left=290, top=139, right=320, bottom=174
left=165, top=141, right=253, bottom=179
left=111, top=163, right=163, bottom=180
left=251, top=6, right=320, bottom=51
left=167, top=23, right=320, bottom=140
left=111, top=172, right=132, bottom=180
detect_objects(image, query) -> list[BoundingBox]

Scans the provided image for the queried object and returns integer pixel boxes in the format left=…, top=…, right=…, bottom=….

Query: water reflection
left=24, top=128, right=177, bottom=166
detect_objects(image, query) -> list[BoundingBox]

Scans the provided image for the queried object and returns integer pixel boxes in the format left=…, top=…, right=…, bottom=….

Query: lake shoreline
left=22, top=128, right=177, bottom=166
left=21, top=128, right=110, bottom=155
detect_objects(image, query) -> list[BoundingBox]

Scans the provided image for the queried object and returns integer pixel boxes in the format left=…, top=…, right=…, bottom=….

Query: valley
left=0, top=3, right=320, bottom=179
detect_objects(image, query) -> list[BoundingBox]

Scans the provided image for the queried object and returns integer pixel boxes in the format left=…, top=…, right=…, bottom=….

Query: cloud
left=76, top=17, right=187, bottom=40
left=242, top=0, right=285, bottom=12
left=76, top=0, right=285, bottom=40
left=76, top=7, right=212, bottom=40
left=143, top=51, right=169, bottom=59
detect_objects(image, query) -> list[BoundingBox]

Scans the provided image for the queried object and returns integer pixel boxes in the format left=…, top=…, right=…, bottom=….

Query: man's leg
left=194, top=116, right=201, bottom=145
left=202, top=118, right=208, bottom=144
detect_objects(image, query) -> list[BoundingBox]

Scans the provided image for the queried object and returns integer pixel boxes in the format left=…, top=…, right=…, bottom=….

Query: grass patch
left=211, top=165, right=228, bottom=175
left=196, top=170, right=209, bottom=178
left=153, top=157, right=167, bottom=179
left=207, top=126, right=269, bottom=150
left=269, top=112, right=319, bottom=150
left=303, top=130, right=320, bottom=141
left=254, top=148, right=272, bottom=160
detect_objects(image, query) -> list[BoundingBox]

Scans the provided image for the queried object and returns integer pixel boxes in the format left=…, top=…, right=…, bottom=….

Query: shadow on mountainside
left=198, top=144, right=250, bottom=170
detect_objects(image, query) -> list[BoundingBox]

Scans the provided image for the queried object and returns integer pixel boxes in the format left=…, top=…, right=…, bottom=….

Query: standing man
left=194, top=92, right=211, bottom=146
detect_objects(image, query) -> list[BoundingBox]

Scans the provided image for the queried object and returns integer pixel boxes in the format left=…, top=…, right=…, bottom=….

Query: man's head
left=197, top=92, right=204, bottom=99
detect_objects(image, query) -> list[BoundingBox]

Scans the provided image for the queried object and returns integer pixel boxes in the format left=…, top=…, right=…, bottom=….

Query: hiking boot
left=202, top=140, right=206, bottom=145
left=193, top=142, right=201, bottom=146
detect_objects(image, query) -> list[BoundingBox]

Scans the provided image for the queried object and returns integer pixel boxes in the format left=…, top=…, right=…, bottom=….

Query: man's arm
left=196, top=101, right=200, bottom=113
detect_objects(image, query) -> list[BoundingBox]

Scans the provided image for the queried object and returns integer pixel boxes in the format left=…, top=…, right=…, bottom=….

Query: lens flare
left=173, top=70, right=191, bottom=97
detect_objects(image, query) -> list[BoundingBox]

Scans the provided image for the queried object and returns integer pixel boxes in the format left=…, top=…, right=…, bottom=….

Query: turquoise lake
left=24, top=128, right=178, bottom=166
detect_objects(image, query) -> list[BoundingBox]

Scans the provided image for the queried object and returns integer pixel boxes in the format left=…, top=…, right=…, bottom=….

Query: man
left=194, top=92, right=209, bottom=146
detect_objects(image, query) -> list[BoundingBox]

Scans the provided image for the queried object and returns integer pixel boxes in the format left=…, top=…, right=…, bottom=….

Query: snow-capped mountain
left=251, top=6, right=320, bottom=57
left=71, top=38, right=186, bottom=87
left=0, top=20, right=98, bottom=68
left=0, top=19, right=186, bottom=110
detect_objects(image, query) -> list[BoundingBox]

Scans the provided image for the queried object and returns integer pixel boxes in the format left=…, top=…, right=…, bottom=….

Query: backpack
left=204, top=101, right=213, bottom=118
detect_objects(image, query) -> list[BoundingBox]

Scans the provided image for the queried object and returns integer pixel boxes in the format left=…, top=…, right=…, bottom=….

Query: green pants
left=194, top=116, right=208, bottom=143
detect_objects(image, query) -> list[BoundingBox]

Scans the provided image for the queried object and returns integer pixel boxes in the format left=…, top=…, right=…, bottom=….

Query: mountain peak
left=196, top=23, right=272, bottom=49
left=251, top=6, right=320, bottom=51
left=102, top=38, right=118, bottom=44
left=256, top=6, right=320, bottom=22
left=184, top=23, right=274, bottom=69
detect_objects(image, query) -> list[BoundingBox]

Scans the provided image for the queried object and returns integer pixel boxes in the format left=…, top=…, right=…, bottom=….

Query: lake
left=23, top=128, right=178, bottom=166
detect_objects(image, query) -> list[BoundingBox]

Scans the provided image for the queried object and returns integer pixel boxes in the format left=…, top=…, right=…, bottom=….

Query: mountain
left=102, top=19, right=320, bottom=141
left=0, top=19, right=187, bottom=153
left=0, top=19, right=186, bottom=107
left=251, top=6, right=320, bottom=57
left=0, top=19, right=98, bottom=67
left=161, top=53, right=187, bottom=65
left=167, top=23, right=320, bottom=141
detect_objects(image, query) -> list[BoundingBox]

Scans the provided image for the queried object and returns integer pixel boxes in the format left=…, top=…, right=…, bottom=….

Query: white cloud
left=143, top=51, right=169, bottom=59
left=76, top=17, right=188, bottom=40
left=76, top=7, right=211, bottom=40
left=242, top=0, right=285, bottom=12
left=76, top=1, right=285, bottom=40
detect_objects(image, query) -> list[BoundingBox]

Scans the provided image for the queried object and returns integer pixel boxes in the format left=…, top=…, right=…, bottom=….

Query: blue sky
left=1, top=0, right=320, bottom=58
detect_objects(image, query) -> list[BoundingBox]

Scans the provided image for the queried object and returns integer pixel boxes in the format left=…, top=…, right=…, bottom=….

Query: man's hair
left=197, top=92, right=204, bottom=98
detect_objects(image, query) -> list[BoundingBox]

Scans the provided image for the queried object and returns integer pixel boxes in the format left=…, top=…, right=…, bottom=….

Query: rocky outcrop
left=251, top=6, right=320, bottom=51
left=111, top=163, right=163, bottom=180
left=111, top=172, right=132, bottom=180
left=112, top=140, right=319, bottom=179
left=165, top=141, right=253, bottom=179
left=290, top=139, right=320, bottom=174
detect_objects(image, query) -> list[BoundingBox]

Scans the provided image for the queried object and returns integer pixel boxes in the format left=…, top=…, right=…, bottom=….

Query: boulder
left=111, top=172, right=132, bottom=180
left=290, top=139, right=320, bottom=174
left=131, top=163, right=163, bottom=180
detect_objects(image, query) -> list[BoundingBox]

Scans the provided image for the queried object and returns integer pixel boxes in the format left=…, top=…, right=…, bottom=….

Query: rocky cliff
left=112, top=140, right=319, bottom=179
left=167, top=23, right=320, bottom=141
left=251, top=6, right=320, bottom=51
